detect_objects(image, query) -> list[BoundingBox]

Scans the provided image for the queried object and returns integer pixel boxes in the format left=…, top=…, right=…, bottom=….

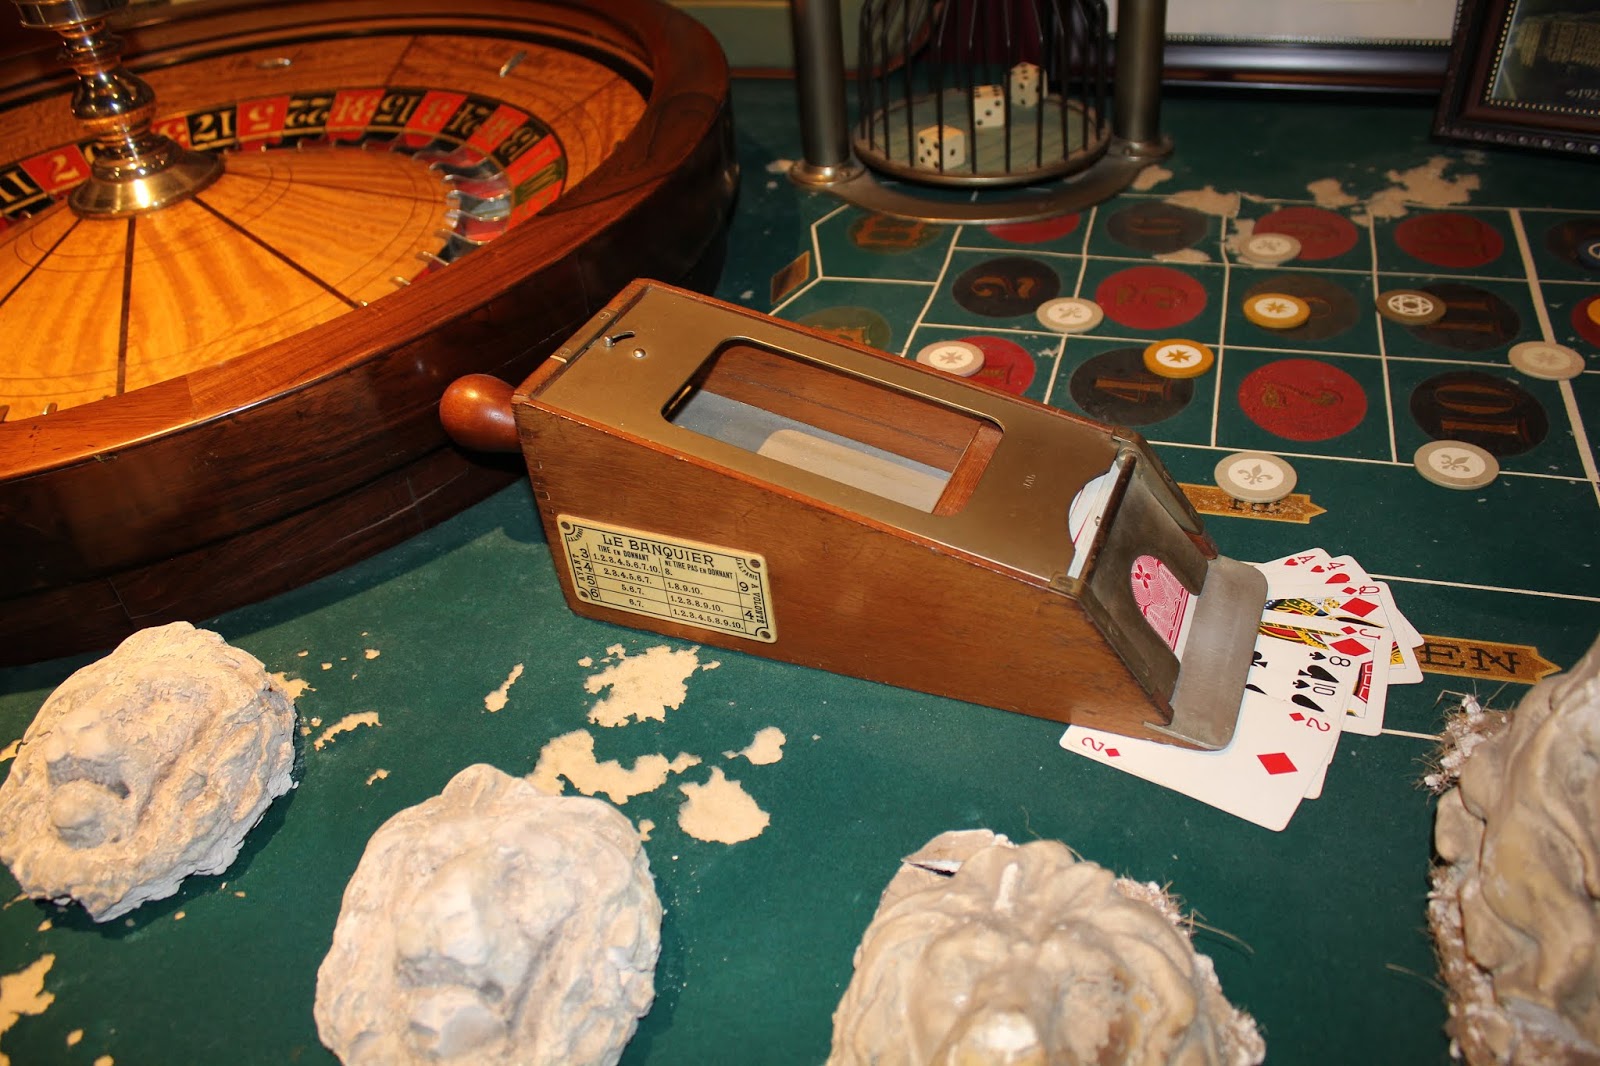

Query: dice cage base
left=788, top=0, right=1170, bottom=223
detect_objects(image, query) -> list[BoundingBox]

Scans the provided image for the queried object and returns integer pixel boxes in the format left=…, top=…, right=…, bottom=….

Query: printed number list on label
left=558, top=516, right=776, bottom=642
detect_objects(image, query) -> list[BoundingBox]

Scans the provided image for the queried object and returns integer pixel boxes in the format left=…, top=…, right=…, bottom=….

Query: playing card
left=1254, top=550, right=1423, bottom=685
left=1254, top=612, right=1388, bottom=736
left=1061, top=688, right=1343, bottom=831
left=1129, top=554, right=1198, bottom=659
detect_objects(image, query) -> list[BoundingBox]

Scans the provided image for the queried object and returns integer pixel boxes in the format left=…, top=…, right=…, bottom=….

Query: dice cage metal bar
left=788, top=0, right=1171, bottom=224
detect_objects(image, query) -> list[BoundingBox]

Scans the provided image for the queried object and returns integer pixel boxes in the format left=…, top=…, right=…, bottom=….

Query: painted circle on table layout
left=1544, top=217, right=1600, bottom=271
left=1094, top=265, right=1207, bottom=331
left=1069, top=347, right=1193, bottom=425
left=1243, top=273, right=1361, bottom=341
left=1410, top=370, right=1548, bottom=457
left=1238, top=358, right=1368, bottom=441
left=1574, top=295, right=1600, bottom=348
left=952, top=256, right=1062, bottom=318
left=1252, top=206, right=1360, bottom=261
left=1394, top=212, right=1505, bottom=269
left=848, top=213, right=948, bottom=253
left=1403, top=282, right=1522, bottom=352
left=1414, top=440, right=1500, bottom=490
left=985, top=213, right=1081, bottom=244
left=798, top=305, right=894, bottom=349
left=1105, top=200, right=1210, bottom=255
left=955, top=335, right=1037, bottom=395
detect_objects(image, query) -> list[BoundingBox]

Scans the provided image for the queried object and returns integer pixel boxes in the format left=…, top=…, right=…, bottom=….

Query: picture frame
left=1434, top=0, right=1600, bottom=155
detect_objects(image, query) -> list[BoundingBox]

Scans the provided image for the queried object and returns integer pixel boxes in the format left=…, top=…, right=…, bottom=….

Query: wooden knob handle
left=440, top=374, right=520, bottom=453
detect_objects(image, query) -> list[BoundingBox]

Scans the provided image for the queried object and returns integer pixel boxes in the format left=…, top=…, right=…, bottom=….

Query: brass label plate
left=557, top=515, right=777, bottom=643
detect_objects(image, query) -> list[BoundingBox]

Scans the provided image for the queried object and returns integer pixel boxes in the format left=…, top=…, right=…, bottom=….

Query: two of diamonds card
left=1061, top=548, right=1425, bottom=831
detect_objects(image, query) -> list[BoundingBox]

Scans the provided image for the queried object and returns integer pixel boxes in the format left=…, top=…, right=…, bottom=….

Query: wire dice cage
left=854, top=0, right=1111, bottom=187
left=789, top=0, right=1170, bottom=223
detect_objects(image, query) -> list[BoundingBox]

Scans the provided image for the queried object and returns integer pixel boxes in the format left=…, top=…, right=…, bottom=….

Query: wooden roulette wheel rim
left=0, top=0, right=737, bottom=665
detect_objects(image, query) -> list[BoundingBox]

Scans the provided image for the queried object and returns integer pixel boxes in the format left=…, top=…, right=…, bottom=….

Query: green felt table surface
left=3, top=78, right=1600, bottom=1065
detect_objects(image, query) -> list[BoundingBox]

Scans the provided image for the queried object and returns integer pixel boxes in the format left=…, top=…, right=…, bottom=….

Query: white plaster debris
left=585, top=646, right=707, bottom=728
left=637, top=819, right=655, bottom=842
left=0, top=623, right=296, bottom=922
left=723, top=727, right=786, bottom=766
left=270, top=674, right=313, bottom=700
left=1165, top=185, right=1240, bottom=219
left=677, top=767, right=769, bottom=844
left=528, top=730, right=700, bottom=805
left=829, top=831, right=1264, bottom=1066
left=66, top=1029, right=82, bottom=1046
left=1360, top=155, right=1480, bottom=223
left=484, top=664, right=524, bottom=713
left=0, top=956, right=55, bottom=1066
left=315, top=764, right=659, bottom=1066
left=313, top=712, right=381, bottom=751
left=1132, top=164, right=1172, bottom=191
left=765, top=158, right=794, bottom=174
left=365, top=769, right=390, bottom=787
left=0, top=740, right=17, bottom=764
left=1307, top=177, right=1359, bottom=209
left=1157, top=248, right=1212, bottom=264
left=363, top=649, right=380, bottom=661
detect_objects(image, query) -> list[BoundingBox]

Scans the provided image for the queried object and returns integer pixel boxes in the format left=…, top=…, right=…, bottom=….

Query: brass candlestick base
left=14, top=0, right=222, bottom=216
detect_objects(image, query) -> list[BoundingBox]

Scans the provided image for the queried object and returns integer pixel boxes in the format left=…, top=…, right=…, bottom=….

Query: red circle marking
left=1394, top=212, right=1504, bottom=269
left=1253, top=207, right=1359, bottom=261
left=1093, top=265, right=1207, bottom=331
left=958, top=335, right=1036, bottom=395
left=986, top=214, right=1081, bottom=243
left=1238, top=358, right=1368, bottom=442
left=1573, top=295, right=1600, bottom=348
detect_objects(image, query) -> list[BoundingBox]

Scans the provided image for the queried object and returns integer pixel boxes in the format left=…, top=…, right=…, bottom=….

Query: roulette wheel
left=0, top=0, right=737, bottom=664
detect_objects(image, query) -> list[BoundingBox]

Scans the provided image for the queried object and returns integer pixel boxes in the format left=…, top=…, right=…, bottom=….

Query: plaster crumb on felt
left=678, top=767, right=770, bottom=844
left=173, top=911, right=185, bottom=921
left=1157, top=248, right=1212, bottom=264
left=528, top=729, right=700, bottom=804
left=1360, top=155, right=1479, bottom=223
left=35, top=920, right=48, bottom=933
left=270, top=673, right=313, bottom=700
left=578, top=656, right=593, bottom=667
left=1165, top=185, right=1239, bottom=218
left=0, top=739, right=17, bottom=764
left=94, top=1057, right=112, bottom=1066
left=723, top=727, right=787, bottom=766
left=485, top=663, right=525, bottom=713
left=765, top=158, right=794, bottom=174
left=1307, top=177, right=1359, bottom=209
left=585, top=645, right=709, bottom=728
left=363, top=649, right=379, bottom=660
left=365, top=769, right=389, bottom=786
left=320, top=662, right=332, bottom=671
left=0, top=954, right=55, bottom=1066
left=297, top=650, right=309, bottom=658
left=66, top=1029, right=82, bottom=1046
left=638, top=818, right=655, bottom=842
left=234, top=891, right=246, bottom=898
left=312, top=712, right=381, bottom=751
left=1132, top=164, right=1171, bottom=190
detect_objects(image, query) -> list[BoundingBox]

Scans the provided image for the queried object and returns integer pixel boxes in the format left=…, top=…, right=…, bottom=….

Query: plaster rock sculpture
left=315, top=763, right=660, bottom=1066
left=1429, top=633, right=1600, bottom=1064
left=829, top=830, right=1265, bottom=1066
left=0, top=622, right=296, bottom=921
